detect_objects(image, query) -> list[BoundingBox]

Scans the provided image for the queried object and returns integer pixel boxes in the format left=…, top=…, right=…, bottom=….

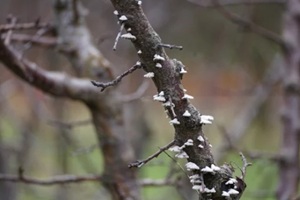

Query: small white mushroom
left=136, top=61, right=141, bottom=66
left=198, top=144, right=204, bottom=149
left=119, top=15, right=128, bottom=21
left=184, top=139, right=194, bottom=146
left=204, top=187, right=216, bottom=193
left=175, top=151, right=189, bottom=158
left=158, top=91, right=164, bottom=96
left=201, top=166, right=214, bottom=173
left=168, top=146, right=181, bottom=152
left=153, top=95, right=166, bottom=102
left=183, top=110, right=191, bottom=117
left=182, top=94, right=194, bottom=100
left=200, top=115, right=214, bottom=124
left=153, top=54, right=165, bottom=61
left=137, top=50, right=142, bottom=54
left=225, top=178, right=238, bottom=185
left=222, top=191, right=230, bottom=197
left=228, top=189, right=239, bottom=195
left=155, top=63, right=162, bottom=68
left=186, top=162, right=200, bottom=171
left=197, top=135, right=205, bottom=142
left=211, top=164, right=221, bottom=171
left=113, top=10, right=119, bottom=15
left=121, top=33, right=136, bottom=40
left=192, top=185, right=202, bottom=191
left=169, top=118, right=180, bottom=125
left=180, top=67, right=187, bottom=74
left=137, top=0, right=142, bottom=5
left=144, top=72, right=154, bottom=78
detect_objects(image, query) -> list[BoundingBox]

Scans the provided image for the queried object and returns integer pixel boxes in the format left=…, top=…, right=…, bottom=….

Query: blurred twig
left=193, top=0, right=286, bottom=47
left=187, top=0, right=285, bottom=7
left=48, top=119, right=92, bottom=130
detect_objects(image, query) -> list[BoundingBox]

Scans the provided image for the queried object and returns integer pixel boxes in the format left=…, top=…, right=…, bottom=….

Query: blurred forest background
left=0, top=0, right=290, bottom=200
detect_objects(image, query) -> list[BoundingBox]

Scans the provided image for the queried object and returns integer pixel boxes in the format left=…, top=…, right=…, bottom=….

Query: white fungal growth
left=144, top=72, right=154, bottom=78
left=153, top=95, right=166, bottom=102
left=159, top=91, right=164, bottom=96
left=183, top=110, right=191, bottom=117
left=226, top=178, right=238, bottom=185
left=190, top=179, right=202, bottom=184
left=209, top=144, right=213, bottom=148
left=222, top=191, right=230, bottom=197
left=137, top=0, right=142, bottom=5
left=169, top=118, right=180, bottom=125
left=184, top=139, right=193, bottom=146
left=168, top=146, right=181, bottom=153
left=113, top=10, right=119, bottom=15
left=175, top=151, right=189, bottom=158
left=137, top=50, right=142, bottom=54
left=201, top=166, right=214, bottom=173
left=189, top=174, right=200, bottom=179
left=186, top=162, right=200, bottom=171
left=155, top=63, right=162, bottom=68
left=197, top=135, right=205, bottom=142
left=180, top=67, right=187, bottom=74
left=136, top=61, right=141, bottom=66
left=211, top=164, right=221, bottom=171
left=228, top=189, right=239, bottom=195
left=198, top=144, right=204, bottom=149
left=182, top=94, right=194, bottom=100
left=183, top=89, right=187, bottom=92
left=153, top=54, right=165, bottom=61
left=200, top=115, right=214, bottom=124
left=192, top=185, right=202, bottom=191
left=127, top=28, right=132, bottom=32
left=204, top=188, right=216, bottom=193
left=162, top=101, right=171, bottom=107
left=119, top=15, right=128, bottom=21
left=121, top=33, right=136, bottom=40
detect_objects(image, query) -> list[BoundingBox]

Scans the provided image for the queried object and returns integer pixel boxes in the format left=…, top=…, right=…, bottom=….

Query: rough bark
left=109, top=0, right=246, bottom=199
left=277, top=0, right=300, bottom=199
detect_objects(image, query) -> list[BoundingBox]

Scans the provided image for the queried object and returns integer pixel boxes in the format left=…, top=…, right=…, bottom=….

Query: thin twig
left=48, top=119, right=92, bottom=130
left=212, top=0, right=285, bottom=47
left=239, top=152, right=252, bottom=180
left=159, top=43, right=183, bottom=50
left=128, top=140, right=175, bottom=168
left=0, top=22, right=51, bottom=32
left=121, top=81, right=149, bottom=102
left=91, top=62, right=142, bottom=91
left=0, top=173, right=102, bottom=185
left=113, top=23, right=125, bottom=51
left=187, top=0, right=285, bottom=7
left=139, top=178, right=181, bottom=187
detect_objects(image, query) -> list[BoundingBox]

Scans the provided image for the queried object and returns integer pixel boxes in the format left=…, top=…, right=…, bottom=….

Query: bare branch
left=0, top=39, right=99, bottom=101
left=0, top=21, right=51, bottom=32
left=187, top=0, right=286, bottom=7
left=113, top=23, right=125, bottom=51
left=121, top=81, right=149, bottom=102
left=239, top=152, right=252, bottom=180
left=91, top=62, right=143, bottom=91
left=0, top=173, right=102, bottom=186
left=48, top=119, right=92, bottom=130
left=140, top=178, right=181, bottom=187
left=128, top=140, right=175, bottom=168
left=159, top=43, right=183, bottom=50
left=1, top=33, right=57, bottom=47
left=205, top=0, right=285, bottom=47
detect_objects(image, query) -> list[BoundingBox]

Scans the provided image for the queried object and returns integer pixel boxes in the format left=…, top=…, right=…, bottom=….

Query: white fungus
left=222, top=191, right=230, bottom=197
left=136, top=61, right=141, bottom=66
left=113, top=10, right=119, bottom=15
left=137, top=0, right=142, bottom=5
left=153, top=95, right=166, bottom=102
left=189, top=174, right=200, bottom=179
left=175, top=151, right=189, bottom=158
left=198, top=144, right=204, bottom=149
left=211, top=164, right=221, bottom=171
left=169, top=118, right=180, bottom=125
left=153, top=54, right=165, bottom=61
left=182, top=94, right=194, bottom=100
left=226, top=178, right=238, bottom=185
left=155, top=63, right=162, bottom=68
left=190, top=179, right=202, bottom=184
left=228, top=189, right=239, bottom=195
left=204, top=188, right=216, bottom=193
left=183, top=110, right=191, bottom=117
left=184, top=139, right=194, bottom=146
left=180, top=67, right=187, bottom=74
left=197, top=135, right=205, bottom=142
left=121, top=33, right=136, bottom=40
left=119, top=15, right=128, bottom=21
left=200, top=115, right=214, bottom=124
left=192, top=185, right=202, bottom=191
left=158, top=91, right=164, bottom=96
left=168, top=146, right=181, bottom=152
left=144, top=72, right=154, bottom=78
left=186, top=162, right=200, bottom=171
left=201, top=166, right=214, bottom=173
left=137, top=50, right=142, bottom=54
left=127, top=28, right=132, bottom=32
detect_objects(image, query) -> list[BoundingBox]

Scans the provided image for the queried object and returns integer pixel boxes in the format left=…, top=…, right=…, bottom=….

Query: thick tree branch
left=109, top=0, right=246, bottom=199
left=0, top=39, right=99, bottom=101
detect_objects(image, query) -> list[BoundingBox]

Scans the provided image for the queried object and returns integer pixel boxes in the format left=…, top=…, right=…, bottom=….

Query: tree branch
left=187, top=0, right=285, bottom=7
left=128, top=140, right=175, bottom=168
left=195, top=0, right=286, bottom=47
